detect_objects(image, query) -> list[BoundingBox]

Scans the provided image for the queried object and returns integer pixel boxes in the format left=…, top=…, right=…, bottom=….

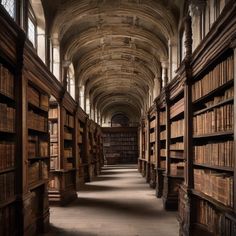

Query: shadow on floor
left=100, top=170, right=138, bottom=176
left=69, top=196, right=174, bottom=219
left=78, top=184, right=121, bottom=192
left=41, top=225, right=97, bottom=236
left=102, top=165, right=138, bottom=170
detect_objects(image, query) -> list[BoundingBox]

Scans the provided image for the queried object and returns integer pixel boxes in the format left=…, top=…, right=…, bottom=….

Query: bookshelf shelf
left=0, top=167, right=16, bottom=174
left=193, top=97, right=233, bottom=116
left=193, top=163, right=234, bottom=172
left=0, top=92, right=14, bottom=102
left=193, top=79, right=234, bottom=105
left=191, top=189, right=233, bottom=213
left=193, top=130, right=233, bottom=139
left=28, top=156, right=50, bottom=161
left=29, top=180, right=48, bottom=191
left=0, top=196, right=17, bottom=208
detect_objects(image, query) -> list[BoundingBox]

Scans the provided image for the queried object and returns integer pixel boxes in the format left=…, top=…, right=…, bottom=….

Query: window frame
left=28, top=2, right=37, bottom=48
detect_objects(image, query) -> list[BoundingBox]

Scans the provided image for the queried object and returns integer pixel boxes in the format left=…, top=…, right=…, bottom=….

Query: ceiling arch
left=45, top=0, right=181, bottom=124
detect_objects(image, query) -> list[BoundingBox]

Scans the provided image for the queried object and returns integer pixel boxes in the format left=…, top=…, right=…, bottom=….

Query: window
left=1, top=0, right=15, bottom=19
left=28, top=3, right=37, bottom=47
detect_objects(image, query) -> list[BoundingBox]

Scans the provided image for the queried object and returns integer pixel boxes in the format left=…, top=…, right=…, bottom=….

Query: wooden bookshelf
left=147, top=105, right=158, bottom=189
left=138, top=118, right=147, bottom=178
left=0, top=60, right=18, bottom=236
left=48, top=96, right=77, bottom=205
left=178, top=4, right=236, bottom=233
left=162, top=83, right=185, bottom=210
left=103, top=127, right=138, bottom=165
left=76, top=107, right=89, bottom=188
left=26, top=77, right=50, bottom=234
left=155, top=95, right=167, bottom=198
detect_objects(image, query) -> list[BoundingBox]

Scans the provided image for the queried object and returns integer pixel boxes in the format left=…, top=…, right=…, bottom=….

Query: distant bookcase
left=103, top=127, right=138, bottom=165
left=0, top=62, right=17, bottom=236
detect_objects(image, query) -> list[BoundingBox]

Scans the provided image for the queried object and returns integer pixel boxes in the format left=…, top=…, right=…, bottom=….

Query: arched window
left=67, top=64, right=75, bottom=99
left=1, top=0, right=16, bottom=19
left=28, top=0, right=46, bottom=63
left=28, top=2, right=37, bottom=47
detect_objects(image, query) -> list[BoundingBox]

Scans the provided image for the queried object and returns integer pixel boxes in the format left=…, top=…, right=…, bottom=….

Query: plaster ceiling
left=42, top=0, right=183, bottom=122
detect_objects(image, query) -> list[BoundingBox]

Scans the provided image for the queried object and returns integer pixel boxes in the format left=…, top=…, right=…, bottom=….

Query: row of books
left=64, top=131, right=73, bottom=140
left=0, top=103, right=15, bottom=132
left=194, top=169, right=233, bottom=207
left=106, top=145, right=138, bottom=151
left=64, top=162, right=74, bottom=170
left=104, top=141, right=137, bottom=146
left=170, top=150, right=184, bottom=159
left=0, top=172, right=15, bottom=203
left=170, top=162, right=184, bottom=176
left=193, top=104, right=233, bottom=135
left=150, top=132, right=156, bottom=142
left=28, top=161, right=48, bottom=185
left=50, top=143, right=58, bottom=156
left=48, top=177, right=60, bottom=190
left=150, top=119, right=156, bottom=129
left=28, top=136, right=48, bottom=158
left=0, top=64, right=14, bottom=98
left=49, top=107, right=58, bottom=119
left=202, top=87, right=234, bottom=108
left=160, top=130, right=166, bottom=140
left=160, top=111, right=166, bottom=125
left=170, top=97, right=184, bottom=119
left=78, top=136, right=83, bottom=143
left=28, top=86, right=49, bottom=110
left=103, top=133, right=137, bottom=139
left=171, top=119, right=184, bottom=138
left=195, top=200, right=220, bottom=234
left=103, top=137, right=137, bottom=143
left=194, top=140, right=234, bottom=167
left=192, top=55, right=234, bottom=101
left=160, top=160, right=166, bottom=169
left=49, top=122, right=58, bottom=135
left=50, top=156, right=59, bottom=170
left=160, top=149, right=166, bottom=157
left=0, top=142, right=15, bottom=170
left=64, top=148, right=73, bottom=158
left=63, top=111, right=74, bottom=128
left=28, top=110, right=48, bottom=132
left=170, top=142, right=184, bottom=150
left=0, top=204, right=17, bottom=236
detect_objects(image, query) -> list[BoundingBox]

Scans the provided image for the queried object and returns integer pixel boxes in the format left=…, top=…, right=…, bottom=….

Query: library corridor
left=0, top=0, right=236, bottom=235
left=45, top=165, right=178, bottom=236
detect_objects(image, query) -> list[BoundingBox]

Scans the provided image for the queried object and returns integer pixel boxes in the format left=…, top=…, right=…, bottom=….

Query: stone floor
left=44, top=165, right=179, bottom=236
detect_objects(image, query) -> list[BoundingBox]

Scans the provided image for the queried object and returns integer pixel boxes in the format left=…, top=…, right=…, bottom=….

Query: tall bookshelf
left=0, top=61, right=18, bottom=236
left=76, top=109, right=89, bottom=187
left=48, top=97, right=77, bottom=205
left=178, top=3, right=236, bottom=233
left=103, top=127, right=138, bottom=165
left=148, top=106, right=158, bottom=189
left=162, top=80, right=185, bottom=210
left=138, top=118, right=147, bottom=177
left=182, top=52, right=235, bottom=235
left=26, top=77, right=50, bottom=233
left=156, top=95, right=167, bottom=198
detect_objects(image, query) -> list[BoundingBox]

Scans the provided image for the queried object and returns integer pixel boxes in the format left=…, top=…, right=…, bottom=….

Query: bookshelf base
left=178, top=185, right=192, bottom=236
left=156, top=169, right=165, bottom=198
left=162, top=175, right=183, bottom=210
left=149, top=164, right=156, bottom=189
left=138, top=159, right=147, bottom=177
left=145, top=162, right=151, bottom=183
left=48, top=171, right=77, bottom=206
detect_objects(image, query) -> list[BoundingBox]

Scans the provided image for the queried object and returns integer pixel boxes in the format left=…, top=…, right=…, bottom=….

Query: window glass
left=1, top=0, right=15, bottom=18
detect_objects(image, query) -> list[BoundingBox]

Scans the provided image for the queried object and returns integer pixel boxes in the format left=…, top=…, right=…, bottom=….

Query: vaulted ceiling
left=42, top=0, right=183, bottom=124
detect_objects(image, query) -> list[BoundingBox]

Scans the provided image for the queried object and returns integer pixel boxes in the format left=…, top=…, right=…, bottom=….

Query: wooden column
left=146, top=114, right=150, bottom=183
